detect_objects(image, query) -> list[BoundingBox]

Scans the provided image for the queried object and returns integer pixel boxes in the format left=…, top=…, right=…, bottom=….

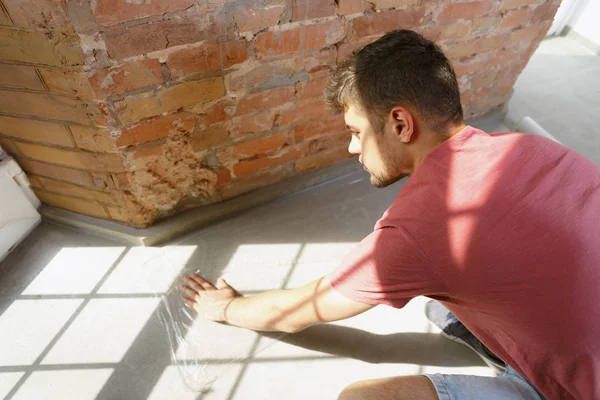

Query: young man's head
left=325, top=29, right=464, bottom=187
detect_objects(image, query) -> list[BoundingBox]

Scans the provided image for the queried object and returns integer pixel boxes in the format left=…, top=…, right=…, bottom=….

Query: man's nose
left=348, top=135, right=360, bottom=155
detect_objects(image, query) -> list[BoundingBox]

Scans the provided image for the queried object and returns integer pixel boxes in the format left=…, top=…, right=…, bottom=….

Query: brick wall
left=0, top=0, right=560, bottom=227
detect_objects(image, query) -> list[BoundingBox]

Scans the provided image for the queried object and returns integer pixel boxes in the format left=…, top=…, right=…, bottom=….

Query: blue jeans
left=425, top=365, right=545, bottom=400
left=424, top=308, right=545, bottom=399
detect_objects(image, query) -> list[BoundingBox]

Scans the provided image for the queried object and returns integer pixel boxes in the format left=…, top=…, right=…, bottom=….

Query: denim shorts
left=425, top=365, right=545, bottom=400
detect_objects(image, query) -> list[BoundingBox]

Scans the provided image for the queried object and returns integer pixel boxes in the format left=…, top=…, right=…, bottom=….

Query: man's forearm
left=224, top=289, right=309, bottom=333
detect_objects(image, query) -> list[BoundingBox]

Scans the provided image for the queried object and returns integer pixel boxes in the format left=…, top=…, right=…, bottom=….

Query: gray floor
left=506, top=36, right=600, bottom=165
left=0, top=174, right=489, bottom=400
left=0, top=36, right=597, bottom=400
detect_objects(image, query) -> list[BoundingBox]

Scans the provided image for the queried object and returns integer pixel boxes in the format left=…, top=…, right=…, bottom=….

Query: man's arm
left=181, top=274, right=374, bottom=333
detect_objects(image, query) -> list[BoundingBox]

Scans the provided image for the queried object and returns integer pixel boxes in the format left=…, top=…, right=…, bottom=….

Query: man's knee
left=338, top=376, right=439, bottom=400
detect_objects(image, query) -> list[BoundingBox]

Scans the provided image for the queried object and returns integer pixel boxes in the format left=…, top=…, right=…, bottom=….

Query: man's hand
left=181, top=274, right=240, bottom=322
left=181, top=274, right=373, bottom=332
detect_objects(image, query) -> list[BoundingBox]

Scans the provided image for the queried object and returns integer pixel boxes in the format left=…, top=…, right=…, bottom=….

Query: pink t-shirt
left=330, top=126, right=600, bottom=399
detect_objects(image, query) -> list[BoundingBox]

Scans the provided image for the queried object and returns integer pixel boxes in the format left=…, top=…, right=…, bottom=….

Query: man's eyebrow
left=346, top=124, right=359, bottom=131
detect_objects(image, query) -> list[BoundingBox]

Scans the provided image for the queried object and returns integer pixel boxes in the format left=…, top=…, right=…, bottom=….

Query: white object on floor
left=515, top=116, right=561, bottom=144
left=0, top=156, right=41, bottom=263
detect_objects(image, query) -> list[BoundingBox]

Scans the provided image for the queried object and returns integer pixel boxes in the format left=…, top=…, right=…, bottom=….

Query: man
left=181, top=30, right=600, bottom=399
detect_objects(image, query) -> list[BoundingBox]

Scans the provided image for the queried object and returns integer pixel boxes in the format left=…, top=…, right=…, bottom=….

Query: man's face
left=344, top=104, right=408, bottom=188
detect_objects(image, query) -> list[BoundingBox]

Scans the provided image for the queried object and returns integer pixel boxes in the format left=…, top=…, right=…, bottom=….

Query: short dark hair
left=324, top=29, right=463, bottom=133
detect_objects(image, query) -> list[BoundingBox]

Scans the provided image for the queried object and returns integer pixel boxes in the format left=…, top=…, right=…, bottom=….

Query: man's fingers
left=184, top=276, right=204, bottom=292
left=216, top=277, right=231, bottom=290
left=182, top=297, right=196, bottom=309
left=190, top=274, right=216, bottom=290
left=180, top=284, right=200, bottom=300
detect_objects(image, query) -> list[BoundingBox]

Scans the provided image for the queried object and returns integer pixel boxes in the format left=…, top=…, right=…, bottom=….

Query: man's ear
left=390, top=107, right=415, bottom=143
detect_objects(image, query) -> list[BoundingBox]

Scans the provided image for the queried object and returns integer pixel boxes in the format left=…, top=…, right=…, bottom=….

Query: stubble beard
left=368, top=168, right=406, bottom=188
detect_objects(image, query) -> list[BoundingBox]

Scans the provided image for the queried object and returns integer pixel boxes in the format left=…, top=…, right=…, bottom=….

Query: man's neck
left=412, top=122, right=466, bottom=173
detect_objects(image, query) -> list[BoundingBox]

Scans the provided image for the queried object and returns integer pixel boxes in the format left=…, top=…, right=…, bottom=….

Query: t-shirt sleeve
left=328, top=226, right=441, bottom=308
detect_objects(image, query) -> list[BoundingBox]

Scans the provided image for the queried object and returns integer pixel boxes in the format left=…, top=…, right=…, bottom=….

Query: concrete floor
left=506, top=36, right=600, bottom=165
left=0, top=36, right=597, bottom=400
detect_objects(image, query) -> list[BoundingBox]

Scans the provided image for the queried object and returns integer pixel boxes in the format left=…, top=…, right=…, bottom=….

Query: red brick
left=303, top=19, right=347, bottom=50
left=27, top=175, right=44, bottom=189
left=116, top=78, right=224, bottom=124
left=457, top=73, right=471, bottom=95
left=3, top=0, right=70, bottom=29
left=292, top=0, right=335, bottom=22
left=0, top=137, right=21, bottom=156
left=198, top=99, right=236, bottom=126
left=191, top=124, right=230, bottom=153
left=17, top=158, right=93, bottom=187
left=0, top=115, right=74, bottom=148
left=280, top=98, right=330, bottom=125
left=530, top=2, right=559, bottom=24
left=337, top=36, right=380, bottom=61
left=295, top=115, right=346, bottom=141
left=422, top=21, right=471, bottom=42
left=70, top=126, right=115, bottom=153
left=470, top=16, right=502, bottom=35
left=94, top=0, right=195, bottom=27
left=475, top=34, right=510, bottom=53
left=104, top=13, right=224, bottom=60
left=90, top=59, right=164, bottom=98
left=89, top=101, right=115, bottom=128
left=295, top=146, right=352, bottom=171
left=255, top=20, right=345, bottom=58
left=233, top=146, right=305, bottom=177
left=471, top=70, right=500, bottom=88
left=337, top=0, right=368, bottom=15
left=501, top=0, right=540, bottom=10
left=486, top=48, right=515, bottom=69
left=16, top=142, right=126, bottom=172
left=131, top=145, right=164, bottom=160
left=34, top=189, right=109, bottom=219
left=234, top=86, right=296, bottom=117
left=106, top=206, right=131, bottom=223
left=301, top=47, right=338, bottom=74
left=352, top=7, right=427, bottom=38
left=220, top=163, right=295, bottom=200
left=0, top=11, right=11, bottom=26
left=226, top=58, right=295, bottom=92
left=373, top=0, right=420, bottom=9
left=471, top=86, right=492, bottom=102
left=111, top=172, right=129, bottom=190
left=445, top=34, right=509, bottom=60
left=235, top=3, right=285, bottom=32
left=222, top=40, right=249, bottom=68
left=452, top=55, right=491, bottom=76
left=226, top=132, right=289, bottom=159
left=504, top=25, right=545, bottom=47
left=167, top=42, right=221, bottom=79
left=90, top=172, right=116, bottom=190
left=40, top=68, right=96, bottom=100
left=256, top=30, right=302, bottom=58
left=307, top=131, right=349, bottom=154
left=216, top=167, right=232, bottom=187
left=37, top=176, right=122, bottom=205
left=467, top=90, right=511, bottom=117
left=296, top=75, right=330, bottom=101
left=0, top=90, right=90, bottom=125
left=117, top=113, right=196, bottom=148
left=497, top=63, right=525, bottom=87
left=500, top=8, right=530, bottom=29
left=0, top=64, right=45, bottom=90
left=438, top=2, right=493, bottom=22
left=0, top=29, right=84, bottom=66
left=228, top=111, right=276, bottom=140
